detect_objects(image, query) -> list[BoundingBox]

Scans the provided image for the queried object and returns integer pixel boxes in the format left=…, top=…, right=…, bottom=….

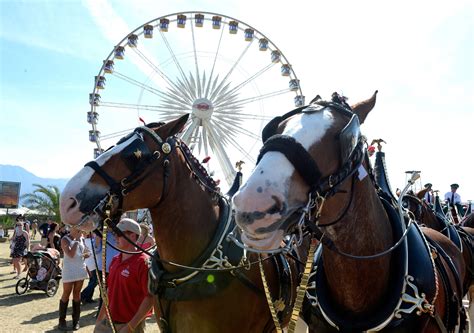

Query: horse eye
left=402, top=201, right=408, bottom=208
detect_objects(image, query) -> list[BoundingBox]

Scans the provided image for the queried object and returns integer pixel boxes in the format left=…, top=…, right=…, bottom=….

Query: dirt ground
left=0, top=234, right=160, bottom=333
left=0, top=234, right=310, bottom=333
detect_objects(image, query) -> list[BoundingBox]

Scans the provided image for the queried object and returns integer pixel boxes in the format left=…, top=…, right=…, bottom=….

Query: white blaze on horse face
left=59, top=134, right=138, bottom=227
left=233, top=109, right=334, bottom=249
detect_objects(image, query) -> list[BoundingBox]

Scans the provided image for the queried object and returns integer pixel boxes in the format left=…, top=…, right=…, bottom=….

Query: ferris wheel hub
left=192, top=98, right=214, bottom=121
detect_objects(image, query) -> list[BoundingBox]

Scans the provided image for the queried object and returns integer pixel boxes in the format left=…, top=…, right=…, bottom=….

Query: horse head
left=60, top=114, right=189, bottom=232
left=233, top=92, right=378, bottom=250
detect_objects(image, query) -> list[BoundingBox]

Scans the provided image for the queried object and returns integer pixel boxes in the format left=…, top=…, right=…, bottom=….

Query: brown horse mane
left=461, top=212, right=474, bottom=228
left=416, top=188, right=429, bottom=200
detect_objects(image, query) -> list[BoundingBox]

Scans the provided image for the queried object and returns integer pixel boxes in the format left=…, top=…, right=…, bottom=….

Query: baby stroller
left=16, top=250, right=62, bottom=297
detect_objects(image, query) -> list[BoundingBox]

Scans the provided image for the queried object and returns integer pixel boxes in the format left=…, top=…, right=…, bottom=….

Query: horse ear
left=351, top=90, right=378, bottom=124
left=154, top=114, right=190, bottom=137
left=416, top=188, right=429, bottom=200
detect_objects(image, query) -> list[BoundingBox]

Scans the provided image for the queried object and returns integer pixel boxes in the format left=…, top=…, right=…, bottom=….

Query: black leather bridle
left=78, top=125, right=177, bottom=230
left=258, top=94, right=365, bottom=205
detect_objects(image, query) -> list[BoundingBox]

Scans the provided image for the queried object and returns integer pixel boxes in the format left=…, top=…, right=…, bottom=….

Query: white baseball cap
left=117, top=218, right=141, bottom=236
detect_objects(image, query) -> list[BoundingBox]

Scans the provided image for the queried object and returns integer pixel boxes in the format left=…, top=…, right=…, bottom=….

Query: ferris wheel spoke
left=212, top=83, right=240, bottom=107
left=227, top=63, right=276, bottom=96
left=172, top=75, right=196, bottom=102
left=208, top=41, right=254, bottom=101
left=205, top=22, right=225, bottom=99
left=189, top=124, right=201, bottom=148
left=180, top=117, right=200, bottom=143
left=131, top=47, right=182, bottom=93
left=220, top=132, right=257, bottom=164
left=211, top=121, right=255, bottom=163
left=112, top=71, right=192, bottom=107
left=148, top=103, right=191, bottom=113
left=160, top=31, right=194, bottom=94
left=111, top=72, right=169, bottom=98
left=213, top=111, right=271, bottom=121
left=213, top=118, right=261, bottom=141
left=190, top=22, right=202, bottom=99
left=99, top=101, right=188, bottom=114
left=216, top=88, right=292, bottom=109
left=201, top=122, right=210, bottom=157
left=206, top=125, right=236, bottom=184
left=210, top=82, right=235, bottom=106
left=100, top=128, right=137, bottom=141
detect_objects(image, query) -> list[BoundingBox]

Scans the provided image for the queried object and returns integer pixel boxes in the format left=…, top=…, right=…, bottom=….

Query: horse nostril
left=267, top=195, right=283, bottom=215
left=68, top=198, right=78, bottom=211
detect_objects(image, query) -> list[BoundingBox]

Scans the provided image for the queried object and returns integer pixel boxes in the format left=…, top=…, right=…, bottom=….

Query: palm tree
left=21, top=184, right=61, bottom=222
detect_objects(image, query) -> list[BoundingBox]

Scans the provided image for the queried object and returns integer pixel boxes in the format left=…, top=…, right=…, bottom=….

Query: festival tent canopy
left=0, top=207, right=47, bottom=216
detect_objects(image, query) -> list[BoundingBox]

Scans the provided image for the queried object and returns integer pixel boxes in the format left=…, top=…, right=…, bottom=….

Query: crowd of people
left=5, top=214, right=155, bottom=332
left=419, top=182, right=471, bottom=216
left=4, top=183, right=468, bottom=331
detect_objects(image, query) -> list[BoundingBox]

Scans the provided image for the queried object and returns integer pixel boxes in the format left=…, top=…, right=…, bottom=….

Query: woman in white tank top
left=57, top=226, right=90, bottom=331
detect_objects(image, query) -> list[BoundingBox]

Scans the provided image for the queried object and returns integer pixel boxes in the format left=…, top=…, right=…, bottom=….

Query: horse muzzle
left=240, top=229, right=285, bottom=251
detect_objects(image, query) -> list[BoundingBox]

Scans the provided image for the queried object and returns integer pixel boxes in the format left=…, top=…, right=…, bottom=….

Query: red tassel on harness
left=202, top=156, right=211, bottom=163
left=139, top=117, right=146, bottom=125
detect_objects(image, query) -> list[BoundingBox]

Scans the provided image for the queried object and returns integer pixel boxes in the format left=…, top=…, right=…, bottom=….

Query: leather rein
left=80, top=125, right=276, bottom=273
left=253, top=97, right=414, bottom=260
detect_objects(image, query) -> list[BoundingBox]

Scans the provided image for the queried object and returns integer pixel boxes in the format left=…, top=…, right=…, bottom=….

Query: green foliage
left=0, top=215, right=15, bottom=229
left=21, top=184, right=61, bottom=222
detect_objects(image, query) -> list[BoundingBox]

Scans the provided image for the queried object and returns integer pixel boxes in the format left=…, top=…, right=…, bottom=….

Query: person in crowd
left=95, top=230, right=119, bottom=317
left=444, top=183, right=464, bottom=216
left=94, top=218, right=153, bottom=333
left=137, top=223, right=155, bottom=250
left=20, top=215, right=31, bottom=235
left=31, top=219, right=38, bottom=239
left=395, top=188, right=401, bottom=197
left=39, top=219, right=52, bottom=247
left=59, top=223, right=70, bottom=238
left=81, top=233, right=99, bottom=304
left=47, top=223, right=62, bottom=253
left=58, top=226, right=90, bottom=331
left=30, top=222, right=61, bottom=254
left=423, top=183, right=433, bottom=204
left=10, top=221, right=29, bottom=279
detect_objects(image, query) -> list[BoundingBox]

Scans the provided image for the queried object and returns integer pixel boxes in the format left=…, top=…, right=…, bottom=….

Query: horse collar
left=306, top=197, right=440, bottom=332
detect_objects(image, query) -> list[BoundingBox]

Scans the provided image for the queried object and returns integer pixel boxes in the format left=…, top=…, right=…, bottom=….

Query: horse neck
left=150, top=161, right=220, bottom=272
left=421, top=204, right=445, bottom=231
left=319, top=174, right=394, bottom=314
left=461, top=213, right=474, bottom=227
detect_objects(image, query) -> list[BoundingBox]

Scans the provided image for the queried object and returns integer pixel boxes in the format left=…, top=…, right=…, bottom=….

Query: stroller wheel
left=15, top=278, right=29, bottom=295
left=46, top=279, right=59, bottom=297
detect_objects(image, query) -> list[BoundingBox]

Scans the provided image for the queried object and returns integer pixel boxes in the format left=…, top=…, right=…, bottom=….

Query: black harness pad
left=120, top=137, right=152, bottom=171
left=305, top=198, right=437, bottom=332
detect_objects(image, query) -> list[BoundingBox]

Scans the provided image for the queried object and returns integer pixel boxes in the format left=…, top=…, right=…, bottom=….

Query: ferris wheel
left=87, top=11, right=304, bottom=188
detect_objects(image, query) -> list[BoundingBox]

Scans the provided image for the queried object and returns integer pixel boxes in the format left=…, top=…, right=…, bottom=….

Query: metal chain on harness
left=287, top=238, right=318, bottom=333
left=256, top=190, right=323, bottom=332
left=96, top=194, right=116, bottom=333
left=258, top=237, right=319, bottom=333
left=259, top=256, right=283, bottom=333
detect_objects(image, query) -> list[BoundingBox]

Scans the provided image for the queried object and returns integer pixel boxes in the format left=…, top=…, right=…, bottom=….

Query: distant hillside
left=0, top=165, right=69, bottom=203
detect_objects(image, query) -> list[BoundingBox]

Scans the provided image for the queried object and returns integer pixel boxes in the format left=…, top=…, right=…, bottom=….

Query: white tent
left=0, top=207, right=46, bottom=216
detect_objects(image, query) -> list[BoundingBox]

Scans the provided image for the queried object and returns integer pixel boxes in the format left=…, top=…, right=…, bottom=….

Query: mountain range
left=0, top=164, right=69, bottom=204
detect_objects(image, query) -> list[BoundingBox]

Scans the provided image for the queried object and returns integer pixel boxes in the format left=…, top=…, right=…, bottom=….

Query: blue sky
left=1, top=0, right=473, bottom=202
